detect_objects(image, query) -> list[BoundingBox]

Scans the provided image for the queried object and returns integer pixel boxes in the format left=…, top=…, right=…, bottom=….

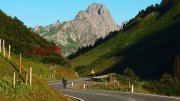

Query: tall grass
left=0, top=76, right=38, bottom=98
left=0, top=51, right=77, bottom=100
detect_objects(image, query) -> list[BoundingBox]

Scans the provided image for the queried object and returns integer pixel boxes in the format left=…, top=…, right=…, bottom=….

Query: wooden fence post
left=30, top=67, right=32, bottom=86
left=19, top=53, right=22, bottom=74
left=84, top=83, right=86, bottom=89
left=132, top=84, right=134, bottom=93
left=0, top=39, right=1, bottom=53
left=26, top=74, right=28, bottom=86
left=13, top=72, right=15, bottom=88
left=8, top=45, right=10, bottom=60
left=3, top=40, right=5, bottom=56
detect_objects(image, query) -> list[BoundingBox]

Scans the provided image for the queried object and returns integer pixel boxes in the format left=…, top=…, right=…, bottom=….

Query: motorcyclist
left=62, top=76, right=67, bottom=88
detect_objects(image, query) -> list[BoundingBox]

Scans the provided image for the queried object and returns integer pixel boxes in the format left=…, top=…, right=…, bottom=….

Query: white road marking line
left=48, top=79, right=89, bottom=85
left=129, top=99, right=136, bottom=101
left=65, top=94, right=84, bottom=101
left=94, top=93, right=109, bottom=96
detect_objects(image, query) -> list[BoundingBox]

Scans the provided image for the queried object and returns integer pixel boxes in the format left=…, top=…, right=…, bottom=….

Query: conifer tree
left=173, top=54, right=180, bottom=79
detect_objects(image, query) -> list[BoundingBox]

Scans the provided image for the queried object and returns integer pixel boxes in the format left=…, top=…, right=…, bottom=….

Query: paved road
left=48, top=78, right=180, bottom=101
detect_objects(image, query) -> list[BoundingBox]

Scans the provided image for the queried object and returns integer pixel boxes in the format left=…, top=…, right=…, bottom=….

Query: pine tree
left=173, top=54, right=180, bottom=79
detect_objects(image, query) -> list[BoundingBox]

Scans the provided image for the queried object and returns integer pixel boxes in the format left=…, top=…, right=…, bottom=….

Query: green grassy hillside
left=0, top=9, right=71, bottom=66
left=0, top=52, right=77, bottom=100
left=71, top=0, right=180, bottom=80
left=0, top=9, right=77, bottom=100
left=0, top=9, right=54, bottom=55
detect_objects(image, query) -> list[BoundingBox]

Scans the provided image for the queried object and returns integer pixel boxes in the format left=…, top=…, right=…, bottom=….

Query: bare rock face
left=33, top=3, right=120, bottom=56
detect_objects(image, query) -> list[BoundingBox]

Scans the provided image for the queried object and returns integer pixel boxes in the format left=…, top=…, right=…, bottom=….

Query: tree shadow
left=101, top=20, right=180, bottom=80
left=156, top=0, right=172, bottom=20
left=172, top=12, right=180, bottom=20
left=10, top=61, right=25, bottom=82
left=123, top=21, right=139, bottom=32
left=10, top=62, right=19, bottom=71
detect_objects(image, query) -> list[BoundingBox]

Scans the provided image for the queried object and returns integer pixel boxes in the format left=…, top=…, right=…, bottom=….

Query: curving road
left=48, top=78, right=180, bottom=101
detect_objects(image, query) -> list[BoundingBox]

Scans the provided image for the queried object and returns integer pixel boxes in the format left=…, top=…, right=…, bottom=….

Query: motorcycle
left=63, top=80, right=67, bottom=89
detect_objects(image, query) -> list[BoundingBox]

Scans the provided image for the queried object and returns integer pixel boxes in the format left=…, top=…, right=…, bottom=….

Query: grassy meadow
left=0, top=52, right=77, bottom=100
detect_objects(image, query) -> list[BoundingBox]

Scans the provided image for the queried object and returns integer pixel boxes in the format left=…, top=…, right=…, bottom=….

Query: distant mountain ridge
left=33, top=3, right=120, bottom=56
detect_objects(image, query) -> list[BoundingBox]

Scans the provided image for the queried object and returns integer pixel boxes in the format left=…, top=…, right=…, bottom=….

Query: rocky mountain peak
left=33, top=3, right=120, bottom=56
left=85, top=3, right=104, bottom=15
left=34, top=25, right=39, bottom=32
left=76, top=3, right=110, bottom=19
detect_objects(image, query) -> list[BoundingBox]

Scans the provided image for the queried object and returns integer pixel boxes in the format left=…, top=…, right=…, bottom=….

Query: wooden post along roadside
left=3, top=40, right=5, bottom=56
left=19, top=53, right=22, bottom=74
left=13, top=72, right=16, bottom=88
left=83, top=83, right=86, bottom=89
left=8, top=45, right=10, bottom=60
left=132, top=84, right=134, bottom=93
left=0, top=39, right=1, bottom=53
left=72, top=82, right=74, bottom=86
left=30, top=67, right=32, bottom=86
left=26, top=74, right=28, bottom=86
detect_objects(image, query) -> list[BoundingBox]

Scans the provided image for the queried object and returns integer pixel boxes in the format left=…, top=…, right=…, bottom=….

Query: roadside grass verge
left=0, top=52, right=77, bottom=100
left=72, top=82, right=150, bottom=94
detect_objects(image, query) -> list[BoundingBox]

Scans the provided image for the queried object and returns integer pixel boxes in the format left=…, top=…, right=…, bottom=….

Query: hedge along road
left=48, top=78, right=180, bottom=101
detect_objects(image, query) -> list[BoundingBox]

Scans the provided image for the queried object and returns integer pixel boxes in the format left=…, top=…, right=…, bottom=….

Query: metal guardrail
left=91, top=75, right=108, bottom=79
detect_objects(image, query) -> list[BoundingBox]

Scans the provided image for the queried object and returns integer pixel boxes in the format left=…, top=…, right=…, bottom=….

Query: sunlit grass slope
left=71, top=1, right=180, bottom=79
left=0, top=52, right=77, bottom=100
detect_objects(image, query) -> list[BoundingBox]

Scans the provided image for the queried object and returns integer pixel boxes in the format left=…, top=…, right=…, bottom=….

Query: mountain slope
left=71, top=0, right=180, bottom=80
left=0, top=9, right=77, bottom=100
left=0, top=9, right=55, bottom=55
left=33, top=3, right=120, bottom=56
left=0, top=52, right=76, bottom=100
left=0, top=9, right=71, bottom=66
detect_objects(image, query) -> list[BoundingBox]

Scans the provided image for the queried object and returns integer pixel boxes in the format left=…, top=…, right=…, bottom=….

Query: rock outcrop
left=33, top=3, right=120, bottom=56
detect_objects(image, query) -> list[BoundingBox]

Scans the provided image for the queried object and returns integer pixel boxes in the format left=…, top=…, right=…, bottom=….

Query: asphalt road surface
left=48, top=78, right=180, bottom=101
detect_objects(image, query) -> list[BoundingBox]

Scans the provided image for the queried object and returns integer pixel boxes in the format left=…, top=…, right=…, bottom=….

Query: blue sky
left=0, top=0, right=161, bottom=28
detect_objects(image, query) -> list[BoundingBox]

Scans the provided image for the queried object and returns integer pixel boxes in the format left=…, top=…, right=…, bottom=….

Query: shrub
left=74, top=65, right=86, bottom=72
left=143, top=73, right=180, bottom=96
left=0, top=76, right=38, bottom=98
